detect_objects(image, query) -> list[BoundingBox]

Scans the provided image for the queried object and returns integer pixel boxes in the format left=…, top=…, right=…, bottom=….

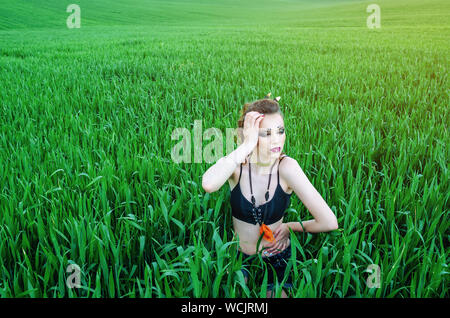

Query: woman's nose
left=271, top=132, right=282, bottom=144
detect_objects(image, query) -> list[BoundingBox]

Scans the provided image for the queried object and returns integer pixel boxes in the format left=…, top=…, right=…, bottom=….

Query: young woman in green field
left=202, top=94, right=339, bottom=298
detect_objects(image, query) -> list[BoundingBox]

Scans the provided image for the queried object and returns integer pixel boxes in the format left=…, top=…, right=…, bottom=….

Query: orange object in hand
left=260, top=223, right=275, bottom=243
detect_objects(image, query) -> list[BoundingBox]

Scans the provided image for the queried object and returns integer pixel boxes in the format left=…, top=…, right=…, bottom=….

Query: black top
left=230, top=155, right=292, bottom=225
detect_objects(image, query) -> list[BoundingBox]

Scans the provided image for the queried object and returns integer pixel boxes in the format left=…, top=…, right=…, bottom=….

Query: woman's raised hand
left=242, top=111, right=264, bottom=152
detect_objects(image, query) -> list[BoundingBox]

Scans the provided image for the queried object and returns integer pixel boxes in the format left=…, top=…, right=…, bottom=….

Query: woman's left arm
left=282, top=157, right=338, bottom=233
left=266, top=157, right=339, bottom=254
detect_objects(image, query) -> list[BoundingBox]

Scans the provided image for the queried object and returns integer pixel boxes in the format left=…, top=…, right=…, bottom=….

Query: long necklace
left=248, top=158, right=278, bottom=242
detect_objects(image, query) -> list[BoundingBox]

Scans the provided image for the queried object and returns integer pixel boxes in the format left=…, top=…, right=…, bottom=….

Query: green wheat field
left=0, top=0, right=448, bottom=298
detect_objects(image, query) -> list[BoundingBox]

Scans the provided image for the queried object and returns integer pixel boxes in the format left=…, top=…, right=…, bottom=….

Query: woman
left=202, top=94, right=339, bottom=298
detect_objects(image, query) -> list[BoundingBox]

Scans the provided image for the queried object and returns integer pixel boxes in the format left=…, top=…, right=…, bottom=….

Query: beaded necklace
left=248, top=158, right=278, bottom=242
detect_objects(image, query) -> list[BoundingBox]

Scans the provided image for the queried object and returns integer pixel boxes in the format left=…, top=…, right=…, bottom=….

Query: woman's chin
left=271, top=150, right=281, bottom=157
left=258, top=153, right=279, bottom=164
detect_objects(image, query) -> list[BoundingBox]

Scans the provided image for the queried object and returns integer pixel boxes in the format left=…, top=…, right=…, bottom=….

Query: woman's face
left=256, top=113, right=286, bottom=163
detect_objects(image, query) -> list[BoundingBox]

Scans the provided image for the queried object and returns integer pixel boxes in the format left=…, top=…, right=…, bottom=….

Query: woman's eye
left=259, top=129, right=284, bottom=137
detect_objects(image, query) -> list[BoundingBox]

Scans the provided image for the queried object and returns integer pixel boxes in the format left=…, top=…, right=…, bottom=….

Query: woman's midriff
left=232, top=217, right=290, bottom=257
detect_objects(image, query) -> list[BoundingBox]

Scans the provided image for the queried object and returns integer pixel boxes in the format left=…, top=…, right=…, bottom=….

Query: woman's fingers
left=245, top=112, right=263, bottom=128
left=265, top=241, right=282, bottom=254
left=243, top=112, right=252, bottom=130
left=276, top=241, right=285, bottom=253
left=263, top=242, right=275, bottom=254
left=255, top=114, right=264, bottom=128
left=251, top=113, right=263, bottom=129
left=273, top=228, right=280, bottom=239
left=266, top=238, right=289, bottom=255
left=243, top=112, right=264, bottom=148
left=243, top=112, right=254, bottom=129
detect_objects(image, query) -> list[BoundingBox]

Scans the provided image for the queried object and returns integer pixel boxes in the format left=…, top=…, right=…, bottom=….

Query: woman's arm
left=281, top=157, right=338, bottom=232
left=202, top=142, right=253, bottom=193
left=202, top=111, right=263, bottom=193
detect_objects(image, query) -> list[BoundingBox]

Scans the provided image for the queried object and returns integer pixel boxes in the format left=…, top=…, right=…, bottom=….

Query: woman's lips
left=271, top=147, right=280, bottom=152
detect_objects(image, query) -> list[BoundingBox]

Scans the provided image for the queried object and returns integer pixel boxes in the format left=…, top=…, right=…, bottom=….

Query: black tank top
left=230, top=155, right=292, bottom=225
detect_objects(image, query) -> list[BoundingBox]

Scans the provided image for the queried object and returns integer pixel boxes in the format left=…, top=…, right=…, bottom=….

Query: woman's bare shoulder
left=279, top=155, right=300, bottom=173
left=279, top=155, right=298, bottom=193
left=280, top=154, right=295, bottom=164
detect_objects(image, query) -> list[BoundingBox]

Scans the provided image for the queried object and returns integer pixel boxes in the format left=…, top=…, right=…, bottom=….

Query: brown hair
left=237, top=94, right=286, bottom=164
